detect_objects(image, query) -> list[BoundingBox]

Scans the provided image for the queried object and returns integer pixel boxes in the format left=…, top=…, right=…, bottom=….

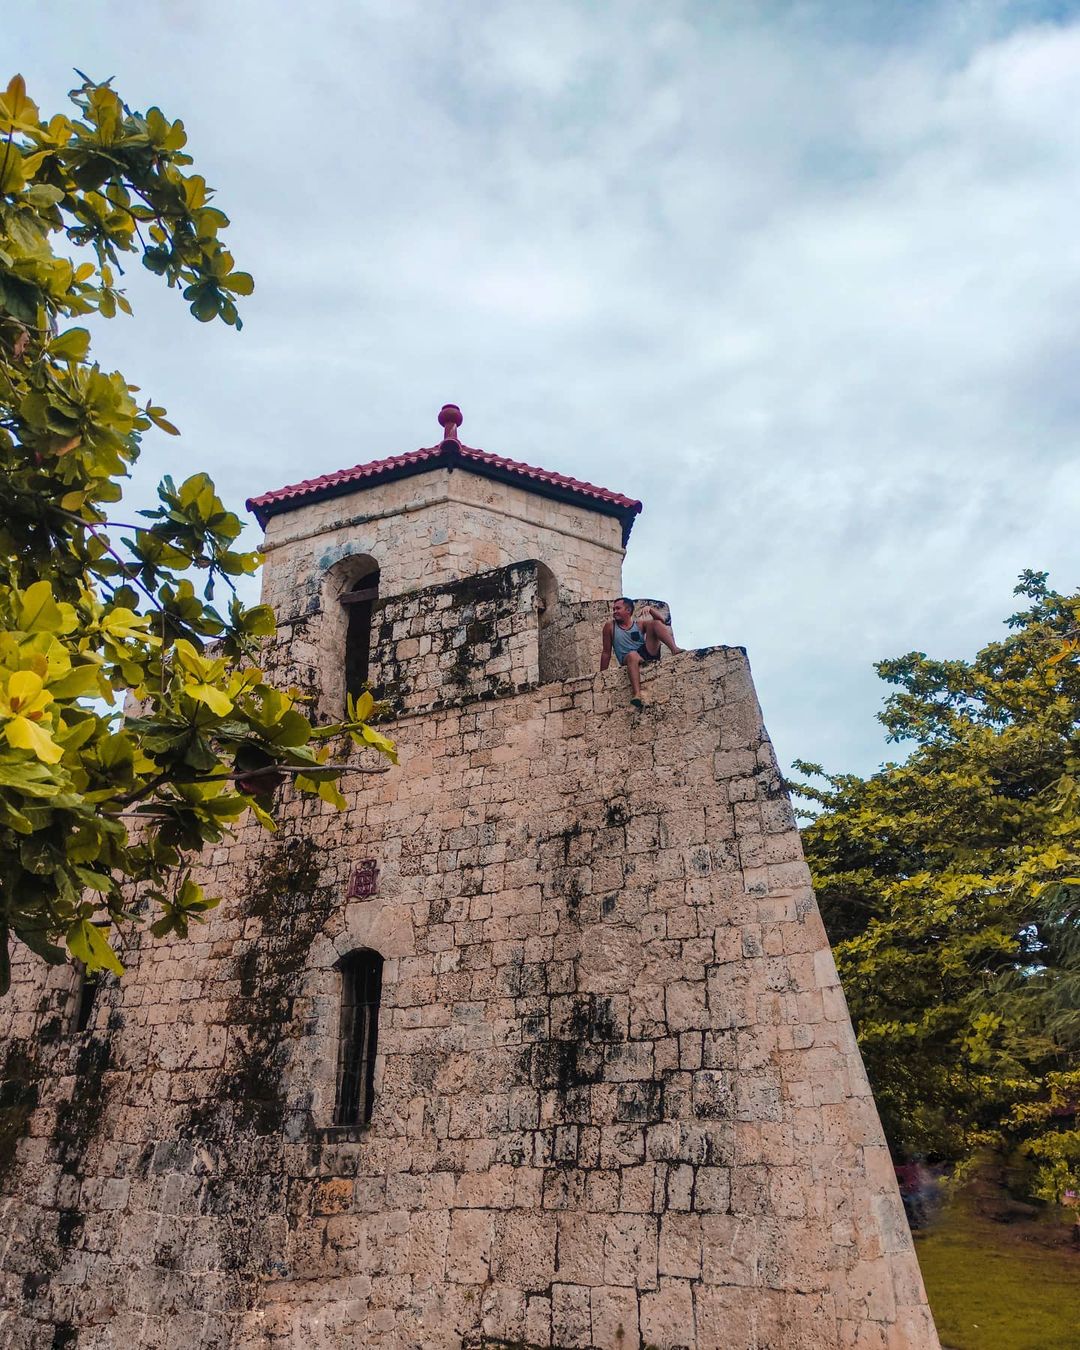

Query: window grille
left=73, top=967, right=98, bottom=1033
left=342, top=567, right=380, bottom=705
left=334, top=950, right=383, bottom=1126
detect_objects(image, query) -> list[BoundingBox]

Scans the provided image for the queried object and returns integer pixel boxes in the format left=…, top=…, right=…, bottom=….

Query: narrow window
left=341, top=567, right=380, bottom=707
left=72, top=968, right=98, bottom=1033
left=334, top=950, right=383, bottom=1126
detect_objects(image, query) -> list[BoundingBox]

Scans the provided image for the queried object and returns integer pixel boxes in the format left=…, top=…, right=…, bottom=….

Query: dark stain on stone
left=616, top=1080, right=664, bottom=1123
left=0, top=1044, right=41, bottom=1183
left=23, top=1270, right=50, bottom=1300
left=15, top=1029, right=113, bottom=1327
left=164, top=833, right=331, bottom=1300
left=371, top=561, right=536, bottom=711
left=467, top=1338, right=561, bottom=1350
left=56, top=1209, right=84, bottom=1247
left=237, top=948, right=259, bottom=998
left=566, top=995, right=621, bottom=1044
left=54, top=1038, right=110, bottom=1173
left=558, top=822, right=583, bottom=858
left=184, top=832, right=331, bottom=1142
left=605, top=800, right=629, bottom=828
left=525, top=1040, right=603, bottom=1093
left=149, top=1138, right=194, bottom=1175
left=564, top=870, right=585, bottom=919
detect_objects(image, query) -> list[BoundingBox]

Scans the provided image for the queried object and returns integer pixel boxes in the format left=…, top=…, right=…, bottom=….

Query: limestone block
left=552, top=1282, right=593, bottom=1348
left=446, top=1209, right=494, bottom=1284
left=639, top=1276, right=695, bottom=1349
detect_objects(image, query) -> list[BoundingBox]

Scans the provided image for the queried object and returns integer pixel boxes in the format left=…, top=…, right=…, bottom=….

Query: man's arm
left=600, top=621, right=613, bottom=671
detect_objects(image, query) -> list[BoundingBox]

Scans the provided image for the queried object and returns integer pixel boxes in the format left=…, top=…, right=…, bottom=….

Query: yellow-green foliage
left=0, top=75, right=394, bottom=991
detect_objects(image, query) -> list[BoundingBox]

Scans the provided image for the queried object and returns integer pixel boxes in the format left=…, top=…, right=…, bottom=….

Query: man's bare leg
left=642, top=618, right=682, bottom=657
left=624, top=650, right=644, bottom=707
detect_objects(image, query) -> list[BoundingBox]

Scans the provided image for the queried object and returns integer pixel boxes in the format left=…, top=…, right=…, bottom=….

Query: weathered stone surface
left=0, top=465, right=939, bottom=1348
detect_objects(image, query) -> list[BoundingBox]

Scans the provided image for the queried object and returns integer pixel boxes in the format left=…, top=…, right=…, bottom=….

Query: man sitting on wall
left=600, top=597, right=681, bottom=709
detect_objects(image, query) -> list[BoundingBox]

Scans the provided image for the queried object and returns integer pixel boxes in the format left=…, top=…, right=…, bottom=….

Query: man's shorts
left=629, top=645, right=660, bottom=664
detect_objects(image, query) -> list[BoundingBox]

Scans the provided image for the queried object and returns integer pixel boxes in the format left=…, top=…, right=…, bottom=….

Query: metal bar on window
left=334, top=952, right=383, bottom=1127
left=339, top=587, right=380, bottom=605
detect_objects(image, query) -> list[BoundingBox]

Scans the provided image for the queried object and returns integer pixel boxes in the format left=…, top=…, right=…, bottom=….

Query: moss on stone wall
left=371, top=560, right=539, bottom=713
left=185, top=832, right=332, bottom=1141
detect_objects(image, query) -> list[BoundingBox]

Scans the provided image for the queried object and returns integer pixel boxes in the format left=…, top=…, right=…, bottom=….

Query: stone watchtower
left=0, top=407, right=940, bottom=1349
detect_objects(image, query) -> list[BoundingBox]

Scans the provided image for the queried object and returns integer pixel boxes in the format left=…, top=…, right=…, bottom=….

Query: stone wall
left=369, top=562, right=542, bottom=715
left=0, top=648, right=938, bottom=1350
left=538, top=599, right=609, bottom=685
left=256, top=546, right=654, bottom=723
left=259, top=465, right=626, bottom=615
left=254, top=468, right=627, bottom=720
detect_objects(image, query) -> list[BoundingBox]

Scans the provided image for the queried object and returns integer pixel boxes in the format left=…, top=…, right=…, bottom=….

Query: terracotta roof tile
left=246, top=440, right=642, bottom=543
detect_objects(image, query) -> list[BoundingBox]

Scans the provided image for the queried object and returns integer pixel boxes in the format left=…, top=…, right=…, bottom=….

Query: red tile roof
left=246, top=439, right=643, bottom=544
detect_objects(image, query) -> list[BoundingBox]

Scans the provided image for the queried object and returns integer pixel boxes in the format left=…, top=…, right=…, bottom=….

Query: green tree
left=0, top=74, right=394, bottom=992
left=794, top=572, right=1080, bottom=1201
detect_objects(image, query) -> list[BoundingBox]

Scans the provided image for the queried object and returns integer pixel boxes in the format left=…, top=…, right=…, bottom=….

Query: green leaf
left=18, top=580, right=76, bottom=633
left=0, top=759, right=63, bottom=796
left=0, top=147, right=26, bottom=193
left=241, top=605, right=276, bottom=637
left=248, top=798, right=277, bottom=830
left=317, top=778, right=348, bottom=810
left=49, top=663, right=103, bottom=700
left=48, top=328, right=92, bottom=362
left=15, top=925, right=67, bottom=967
left=0, top=74, right=41, bottom=133
left=25, top=183, right=64, bottom=209
left=146, top=405, right=180, bottom=436
left=66, top=918, right=124, bottom=977
left=185, top=682, right=233, bottom=716
left=177, top=473, right=213, bottom=510
left=360, top=724, right=398, bottom=763
left=188, top=287, right=219, bottom=322
left=6, top=714, right=64, bottom=764
left=142, top=246, right=171, bottom=275
left=266, top=710, right=310, bottom=747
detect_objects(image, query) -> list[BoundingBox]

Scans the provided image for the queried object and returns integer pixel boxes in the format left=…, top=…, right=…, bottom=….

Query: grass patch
left=916, top=1197, right=1080, bottom=1350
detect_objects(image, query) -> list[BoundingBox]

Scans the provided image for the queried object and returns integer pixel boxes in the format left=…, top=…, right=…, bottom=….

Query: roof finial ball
left=438, top=403, right=462, bottom=446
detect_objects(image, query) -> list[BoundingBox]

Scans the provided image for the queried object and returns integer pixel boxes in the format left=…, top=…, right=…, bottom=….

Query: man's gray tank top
left=611, top=620, right=646, bottom=665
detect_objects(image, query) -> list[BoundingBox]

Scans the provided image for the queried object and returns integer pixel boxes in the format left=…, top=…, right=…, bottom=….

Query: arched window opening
left=334, top=949, right=383, bottom=1126
left=72, top=967, right=99, bottom=1034
left=341, top=565, right=380, bottom=708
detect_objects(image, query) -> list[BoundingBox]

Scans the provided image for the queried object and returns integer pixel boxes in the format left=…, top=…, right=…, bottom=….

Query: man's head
left=612, top=597, right=635, bottom=624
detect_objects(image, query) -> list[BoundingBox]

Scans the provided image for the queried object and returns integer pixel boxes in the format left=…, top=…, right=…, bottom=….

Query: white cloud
left=10, top=0, right=1080, bottom=775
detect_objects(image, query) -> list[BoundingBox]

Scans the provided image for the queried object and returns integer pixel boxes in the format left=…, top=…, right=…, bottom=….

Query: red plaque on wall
left=347, top=859, right=380, bottom=900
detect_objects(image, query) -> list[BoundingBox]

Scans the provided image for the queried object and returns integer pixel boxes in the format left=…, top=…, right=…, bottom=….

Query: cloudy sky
left=12, top=1, right=1080, bottom=776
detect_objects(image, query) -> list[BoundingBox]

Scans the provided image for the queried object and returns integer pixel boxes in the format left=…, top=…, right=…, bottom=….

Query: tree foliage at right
left=794, top=572, right=1080, bottom=1202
